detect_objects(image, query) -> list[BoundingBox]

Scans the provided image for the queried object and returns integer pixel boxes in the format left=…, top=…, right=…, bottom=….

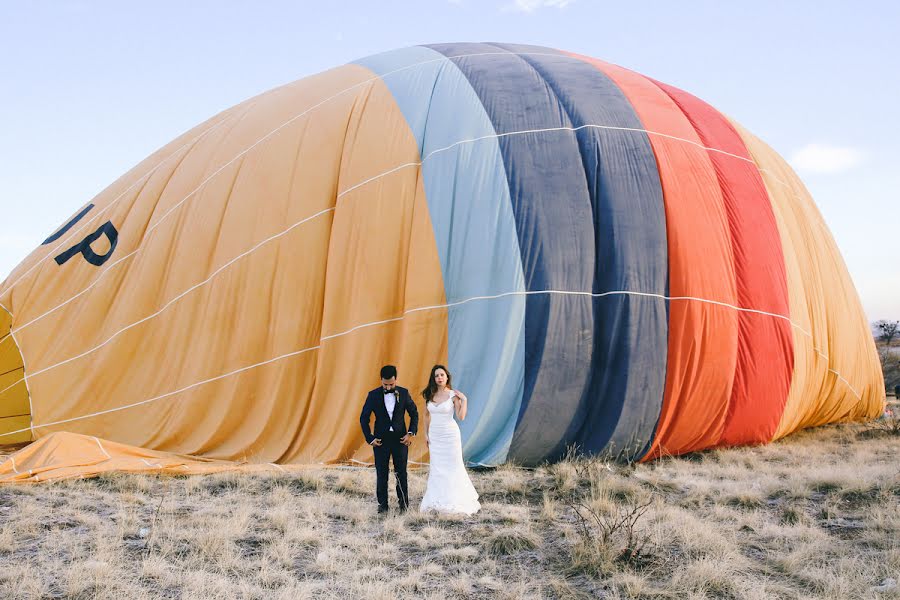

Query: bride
left=419, top=364, right=480, bottom=515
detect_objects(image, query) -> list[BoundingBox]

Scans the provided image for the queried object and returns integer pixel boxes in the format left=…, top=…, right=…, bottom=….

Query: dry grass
left=1, top=421, right=898, bottom=599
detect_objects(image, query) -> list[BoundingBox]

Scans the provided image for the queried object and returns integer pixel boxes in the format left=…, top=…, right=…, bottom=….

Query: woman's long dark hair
left=422, top=364, right=452, bottom=403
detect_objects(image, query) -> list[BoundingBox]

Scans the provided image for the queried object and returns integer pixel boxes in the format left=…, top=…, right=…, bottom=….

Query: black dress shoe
left=377, top=506, right=389, bottom=514
left=398, top=505, right=409, bottom=513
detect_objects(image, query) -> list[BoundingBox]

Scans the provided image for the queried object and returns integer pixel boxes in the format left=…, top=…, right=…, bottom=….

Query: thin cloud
left=790, top=143, right=864, bottom=173
left=505, top=0, right=576, bottom=13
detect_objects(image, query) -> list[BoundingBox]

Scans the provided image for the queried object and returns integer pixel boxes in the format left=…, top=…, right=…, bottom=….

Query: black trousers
left=373, top=431, right=409, bottom=509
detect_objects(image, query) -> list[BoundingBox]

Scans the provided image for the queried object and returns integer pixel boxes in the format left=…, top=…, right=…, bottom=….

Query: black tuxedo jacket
left=359, top=386, right=419, bottom=444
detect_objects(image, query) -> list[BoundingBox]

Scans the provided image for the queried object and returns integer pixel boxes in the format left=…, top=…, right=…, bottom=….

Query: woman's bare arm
left=454, top=391, right=468, bottom=421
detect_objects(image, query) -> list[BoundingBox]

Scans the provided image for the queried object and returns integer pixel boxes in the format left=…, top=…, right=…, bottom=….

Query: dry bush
left=865, top=401, right=900, bottom=437
left=565, top=494, right=655, bottom=571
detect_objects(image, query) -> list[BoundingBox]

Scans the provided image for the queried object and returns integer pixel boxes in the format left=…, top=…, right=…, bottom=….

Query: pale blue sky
left=1, top=1, right=897, bottom=320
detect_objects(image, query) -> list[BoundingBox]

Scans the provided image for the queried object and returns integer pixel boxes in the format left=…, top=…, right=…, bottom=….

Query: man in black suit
left=359, top=365, right=419, bottom=514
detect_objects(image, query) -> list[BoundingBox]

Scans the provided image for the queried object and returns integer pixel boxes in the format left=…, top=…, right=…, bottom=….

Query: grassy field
left=1, top=415, right=898, bottom=599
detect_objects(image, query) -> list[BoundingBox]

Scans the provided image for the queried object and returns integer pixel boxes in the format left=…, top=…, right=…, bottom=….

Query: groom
left=359, top=365, right=419, bottom=514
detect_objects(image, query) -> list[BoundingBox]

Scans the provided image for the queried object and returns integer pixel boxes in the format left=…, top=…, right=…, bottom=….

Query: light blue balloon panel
left=356, top=46, right=526, bottom=465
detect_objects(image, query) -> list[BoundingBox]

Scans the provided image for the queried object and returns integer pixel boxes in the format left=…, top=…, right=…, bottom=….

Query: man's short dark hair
left=380, top=365, right=397, bottom=380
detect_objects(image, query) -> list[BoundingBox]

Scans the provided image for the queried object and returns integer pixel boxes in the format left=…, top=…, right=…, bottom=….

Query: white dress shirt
left=384, top=391, right=396, bottom=431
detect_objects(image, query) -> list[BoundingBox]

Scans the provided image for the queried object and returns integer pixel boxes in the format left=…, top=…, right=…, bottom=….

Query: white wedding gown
left=419, top=391, right=481, bottom=515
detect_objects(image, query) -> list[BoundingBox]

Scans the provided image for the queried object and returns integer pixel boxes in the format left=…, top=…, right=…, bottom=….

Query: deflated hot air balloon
left=0, top=43, right=885, bottom=479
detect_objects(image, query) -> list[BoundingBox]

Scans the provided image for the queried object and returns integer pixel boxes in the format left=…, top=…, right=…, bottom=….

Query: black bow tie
left=383, top=388, right=395, bottom=395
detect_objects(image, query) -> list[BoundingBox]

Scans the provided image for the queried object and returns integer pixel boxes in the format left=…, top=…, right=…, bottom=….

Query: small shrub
left=548, top=462, right=579, bottom=494
left=810, top=480, right=842, bottom=494
left=840, top=486, right=881, bottom=508
left=564, top=493, right=655, bottom=572
left=483, top=528, right=540, bottom=556
left=439, top=546, right=479, bottom=564
left=203, top=474, right=240, bottom=496
left=781, top=506, right=804, bottom=525
left=726, top=493, right=764, bottom=510
left=864, top=405, right=900, bottom=437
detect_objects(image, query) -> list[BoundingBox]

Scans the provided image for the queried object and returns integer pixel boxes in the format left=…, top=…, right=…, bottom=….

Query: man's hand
left=370, top=438, right=382, bottom=447
left=400, top=434, right=413, bottom=446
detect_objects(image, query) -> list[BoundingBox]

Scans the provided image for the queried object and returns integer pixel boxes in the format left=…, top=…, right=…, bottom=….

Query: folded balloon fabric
left=0, top=431, right=311, bottom=483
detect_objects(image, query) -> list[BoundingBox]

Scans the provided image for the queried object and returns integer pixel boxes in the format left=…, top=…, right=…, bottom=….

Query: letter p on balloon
left=42, top=204, right=119, bottom=267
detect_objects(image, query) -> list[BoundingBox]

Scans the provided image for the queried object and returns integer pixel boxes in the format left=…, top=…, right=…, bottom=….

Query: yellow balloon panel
left=0, top=64, right=447, bottom=464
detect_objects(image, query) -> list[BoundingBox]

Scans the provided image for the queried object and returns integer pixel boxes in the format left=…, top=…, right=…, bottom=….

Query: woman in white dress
left=419, top=365, right=481, bottom=515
